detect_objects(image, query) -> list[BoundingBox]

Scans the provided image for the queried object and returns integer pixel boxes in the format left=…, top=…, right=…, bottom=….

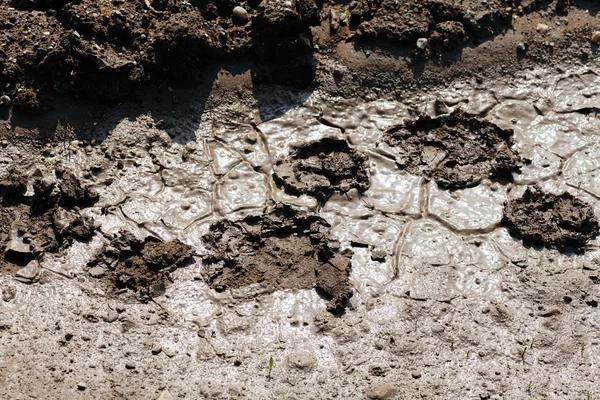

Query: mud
left=1, top=169, right=98, bottom=269
left=273, top=138, right=370, bottom=201
left=381, top=110, right=522, bottom=189
left=89, top=233, right=194, bottom=301
left=202, top=205, right=353, bottom=312
left=503, top=187, right=600, bottom=251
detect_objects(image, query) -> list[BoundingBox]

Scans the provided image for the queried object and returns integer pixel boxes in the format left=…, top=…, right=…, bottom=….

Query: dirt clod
left=90, top=234, right=193, bottom=300
left=273, top=138, right=370, bottom=200
left=202, top=205, right=353, bottom=313
left=503, top=188, right=600, bottom=251
left=382, top=110, right=521, bottom=189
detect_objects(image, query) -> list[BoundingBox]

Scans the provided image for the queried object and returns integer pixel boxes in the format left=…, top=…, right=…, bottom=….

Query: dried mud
left=503, top=187, right=600, bottom=251
left=202, top=205, right=353, bottom=313
left=272, top=138, right=370, bottom=201
left=382, top=110, right=522, bottom=189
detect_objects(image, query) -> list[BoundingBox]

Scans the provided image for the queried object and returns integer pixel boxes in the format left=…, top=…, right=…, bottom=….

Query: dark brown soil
left=381, top=110, right=522, bottom=189
left=89, top=232, right=193, bottom=300
left=503, top=187, right=600, bottom=251
left=273, top=138, right=370, bottom=201
left=0, top=169, right=98, bottom=268
left=202, top=205, right=353, bottom=313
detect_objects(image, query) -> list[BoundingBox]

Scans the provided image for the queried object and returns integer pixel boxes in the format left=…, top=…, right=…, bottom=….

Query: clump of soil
left=1, top=169, right=98, bottom=268
left=202, top=205, right=353, bottom=313
left=89, top=232, right=193, bottom=301
left=272, top=138, right=370, bottom=201
left=12, top=88, right=40, bottom=113
left=503, top=188, right=600, bottom=251
left=382, top=110, right=521, bottom=189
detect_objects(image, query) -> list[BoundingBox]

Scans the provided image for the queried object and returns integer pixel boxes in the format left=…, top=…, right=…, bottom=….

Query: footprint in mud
left=88, top=232, right=194, bottom=301
left=381, top=110, right=521, bottom=189
left=272, top=138, right=370, bottom=201
left=503, top=187, right=600, bottom=251
left=201, top=204, right=353, bottom=313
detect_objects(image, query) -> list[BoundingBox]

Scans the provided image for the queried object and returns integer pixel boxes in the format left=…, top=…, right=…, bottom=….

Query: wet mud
left=88, top=233, right=194, bottom=301
left=202, top=205, right=353, bottom=312
left=272, top=138, right=370, bottom=201
left=503, top=187, right=600, bottom=251
left=1, top=169, right=98, bottom=271
left=382, top=110, right=522, bottom=189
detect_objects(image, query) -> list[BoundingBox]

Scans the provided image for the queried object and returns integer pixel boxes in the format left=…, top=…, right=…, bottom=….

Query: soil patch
left=503, top=188, right=600, bottom=251
left=88, top=232, right=194, bottom=301
left=202, top=205, right=353, bottom=313
left=272, top=138, right=370, bottom=201
left=381, top=110, right=521, bottom=189
left=0, top=169, right=98, bottom=270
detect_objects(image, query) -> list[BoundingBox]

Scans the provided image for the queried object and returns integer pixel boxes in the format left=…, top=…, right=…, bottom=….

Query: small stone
left=536, top=23, right=550, bottom=32
left=151, top=345, right=162, bottom=354
left=411, top=371, right=422, bottom=379
left=416, top=38, right=428, bottom=50
left=516, top=43, right=527, bottom=53
left=2, top=286, right=16, bottom=302
left=0, top=95, right=10, bottom=105
left=232, top=6, right=249, bottom=23
left=77, top=382, right=87, bottom=391
left=125, top=361, right=136, bottom=370
left=371, top=248, right=387, bottom=261
left=592, top=31, right=600, bottom=43
left=88, top=266, right=106, bottom=278
left=15, top=260, right=42, bottom=283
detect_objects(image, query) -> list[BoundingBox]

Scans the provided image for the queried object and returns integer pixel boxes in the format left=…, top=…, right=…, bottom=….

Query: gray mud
left=2, top=63, right=600, bottom=399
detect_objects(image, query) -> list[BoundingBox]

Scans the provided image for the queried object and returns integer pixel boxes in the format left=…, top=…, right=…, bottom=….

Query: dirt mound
left=382, top=110, right=521, bottom=189
left=89, top=233, right=193, bottom=301
left=202, top=205, right=353, bottom=313
left=273, top=138, right=370, bottom=201
left=503, top=188, right=600, bottom=251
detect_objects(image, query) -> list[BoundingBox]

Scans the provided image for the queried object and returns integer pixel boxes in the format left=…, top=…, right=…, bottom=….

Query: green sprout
left=268, top=356, right=274, bottom=379
left=582, top=342, right=586, bottom=355
left=588, top=391, right=592, bottom=400
left=450, top=337, right=455, bottom=351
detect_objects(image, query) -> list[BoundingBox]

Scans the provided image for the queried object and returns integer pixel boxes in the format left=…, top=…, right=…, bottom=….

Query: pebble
left=125, top=361, right=136, bottom=370
left=366, top=383, right=399, bottom=400
left=416, top=38, right=428, bottom=50
left=516, top=42, right=527, bottom=53
left=157, top=390, right=175, bottom=400
left=536, top=23, right=550, bottom=33
left=411, top=371, right=422, bottom=379
left=232, top=6, right=249, bottom=23
left=77, top=382, right=87, bottom=391
left=0, top=95, right=10, bottom=105
left=88, top=266, right=106, bottom=278
left=592, top=31, right=600, bottom=43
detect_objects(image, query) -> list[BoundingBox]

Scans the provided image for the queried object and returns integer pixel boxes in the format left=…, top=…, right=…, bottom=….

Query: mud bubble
left=202, top=204, right=353, bottom=313
left=88, top=232, right=194, bottom=301
left=272, top=138, right=370, bottom=201
left=381, top=110, right=521, bottom=189
left=503, top=187, right=600, bottom=251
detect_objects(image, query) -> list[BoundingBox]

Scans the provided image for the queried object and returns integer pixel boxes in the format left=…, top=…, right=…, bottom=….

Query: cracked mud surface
left=202, top=205, right=352, bottom=313
left=503, top=187, right=600, bottom=251
left=272, top=138, right=370, bottom=200
left=381, top=110, right=522, bottom=189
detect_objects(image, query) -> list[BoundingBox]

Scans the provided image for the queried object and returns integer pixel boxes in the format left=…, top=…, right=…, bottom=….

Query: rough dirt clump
left=503, top=187, right=600, bottom=251
left=272, top=138, right=370, bottom=201
left=382, top=110, right=521, bottom=189
left=202, top=204, right=353, bottom=313
left=1, top=169, right=98, bottom=270
left=88, top=232, right=193, bottom=301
